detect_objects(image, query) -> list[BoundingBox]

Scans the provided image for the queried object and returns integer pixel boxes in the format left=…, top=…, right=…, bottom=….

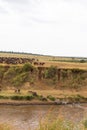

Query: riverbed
left=0, top=104, right=87, bottom=130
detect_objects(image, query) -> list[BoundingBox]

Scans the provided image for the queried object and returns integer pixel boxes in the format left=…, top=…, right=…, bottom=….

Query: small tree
left=22, top=63, right=34, bottom=72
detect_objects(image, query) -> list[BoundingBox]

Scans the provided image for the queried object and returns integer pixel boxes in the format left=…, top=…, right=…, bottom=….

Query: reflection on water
left=0, top=104, right=87, bottom=130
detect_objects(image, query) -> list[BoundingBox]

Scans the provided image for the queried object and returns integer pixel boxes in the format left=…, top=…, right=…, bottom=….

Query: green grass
left=0, top=95, right=34, bottom=101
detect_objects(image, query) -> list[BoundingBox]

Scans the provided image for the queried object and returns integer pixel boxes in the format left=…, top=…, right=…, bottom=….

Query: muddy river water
left=0, top=104, right=87, bottom=130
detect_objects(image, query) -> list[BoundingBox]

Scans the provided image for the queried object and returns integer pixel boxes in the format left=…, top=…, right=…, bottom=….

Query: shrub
left=37, top=95, right=47, bottom=101
left=10, top=95, right=34, bottom=100
left=24, top=95, right=34, bottom=100
left=47, top=95, right=55, bottom=101
left=22, top=63, right=34, bottom=72
left=45, top=66, right=57, bottom=79
left=12, top=72, right=29, bottom=87
left=61, top=70, right=68, bottom=79
left=0, top=95, right=9, bottom=99
left=4, top=67, right=18, bottom=79
left=80, top=59, right=86, bottom=63
left=11, top=95, right=24, bottom=100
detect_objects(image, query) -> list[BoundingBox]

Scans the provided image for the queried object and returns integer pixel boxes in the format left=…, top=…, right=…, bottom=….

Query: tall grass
left=37, top=118, right=87, bottom=130
left=37, top=109, right=87, bottom=130
left=0, top=118, right=87, bottom=130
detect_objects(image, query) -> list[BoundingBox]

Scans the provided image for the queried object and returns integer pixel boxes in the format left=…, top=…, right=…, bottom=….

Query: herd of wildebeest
left=0, top=57, right=45, bottom=66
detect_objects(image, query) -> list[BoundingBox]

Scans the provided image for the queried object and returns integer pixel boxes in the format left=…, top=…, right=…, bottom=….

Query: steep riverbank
left=0, top=63, right=87, bottom=106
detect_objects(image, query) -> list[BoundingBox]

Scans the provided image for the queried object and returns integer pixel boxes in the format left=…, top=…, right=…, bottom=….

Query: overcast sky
left=0, top=0, right=87, bottom=57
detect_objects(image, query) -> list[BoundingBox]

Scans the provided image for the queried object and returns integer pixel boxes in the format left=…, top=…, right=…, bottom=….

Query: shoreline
left=0, top=100, right=55, bottom=106
left=0, top=100, right=87, bottom=106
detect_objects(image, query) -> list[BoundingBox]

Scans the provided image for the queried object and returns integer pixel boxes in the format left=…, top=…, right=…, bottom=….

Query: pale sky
left=0, top=0, right=87, bottom=57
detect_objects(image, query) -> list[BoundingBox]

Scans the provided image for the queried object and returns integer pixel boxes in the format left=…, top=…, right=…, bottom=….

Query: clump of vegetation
left=4, top=66, right=19, bottom=79
left=22, top=63, right=35, bottom=72
left=0, top=95, right=9, bottom=99
left=11, top=95, right=24, bottom=100
left=44, top=66, right=58, bottom=85
left=60, top=69, right=87, bottom=89
left=47, top=95, right=55, bottom=101
left=37, top=95, right=47, bottom=101
left=61, top=69, right=68, bottom=80
left=24, top=95, right=34, bottom=100
left=12, top=72, right=29, bottom=87
left=44, top=66, right=57, bottom=79
left=10, top=95, right=34, bottom=100
left=80, top=59, right=86, bottom=63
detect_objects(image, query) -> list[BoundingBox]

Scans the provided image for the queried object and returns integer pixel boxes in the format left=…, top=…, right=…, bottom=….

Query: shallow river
left=0, top=104, right=87, bottom=130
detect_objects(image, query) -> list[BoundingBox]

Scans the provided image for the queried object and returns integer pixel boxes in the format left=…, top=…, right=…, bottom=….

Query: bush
left=11, top=95, right=34, bottom=100
left=0, top=95, right=9, bottom=99
left=47, top=95, right=55, bottom=101
left=12, top=72, right=29, bottom=87
left=4, top=67, right=19, bottom=78
left=45, top=66, right=57, bottom=79
left=61, top=70, right=68, bottom=79
left=22, top=63, right=34, bottom=72
left=24, top=95, right=34, bottom=100
left=11, top=95, right=24, bottom=100
left=37, top=95, right=47, bottom=101
left=80, top=59, right=86, bottom=63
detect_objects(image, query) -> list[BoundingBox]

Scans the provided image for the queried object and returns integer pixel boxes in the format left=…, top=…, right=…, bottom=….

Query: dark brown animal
left=15, top=89, right=20, bottom=93
left=39, top=62, right=45, bottom=65
left=33, top=62, right=38, bottom=65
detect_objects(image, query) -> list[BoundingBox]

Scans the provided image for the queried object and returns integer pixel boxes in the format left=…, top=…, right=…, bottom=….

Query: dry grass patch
left=0, top=124, right=13, bottom=130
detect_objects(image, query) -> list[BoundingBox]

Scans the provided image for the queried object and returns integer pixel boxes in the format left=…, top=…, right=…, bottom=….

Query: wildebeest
left=33, top=62, right=45, bottom=66
left=0, top=57, right=35, bottom=65
left=15, top=89, right=20, bottom=93
left=33, top=62, right=38, bottom=65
